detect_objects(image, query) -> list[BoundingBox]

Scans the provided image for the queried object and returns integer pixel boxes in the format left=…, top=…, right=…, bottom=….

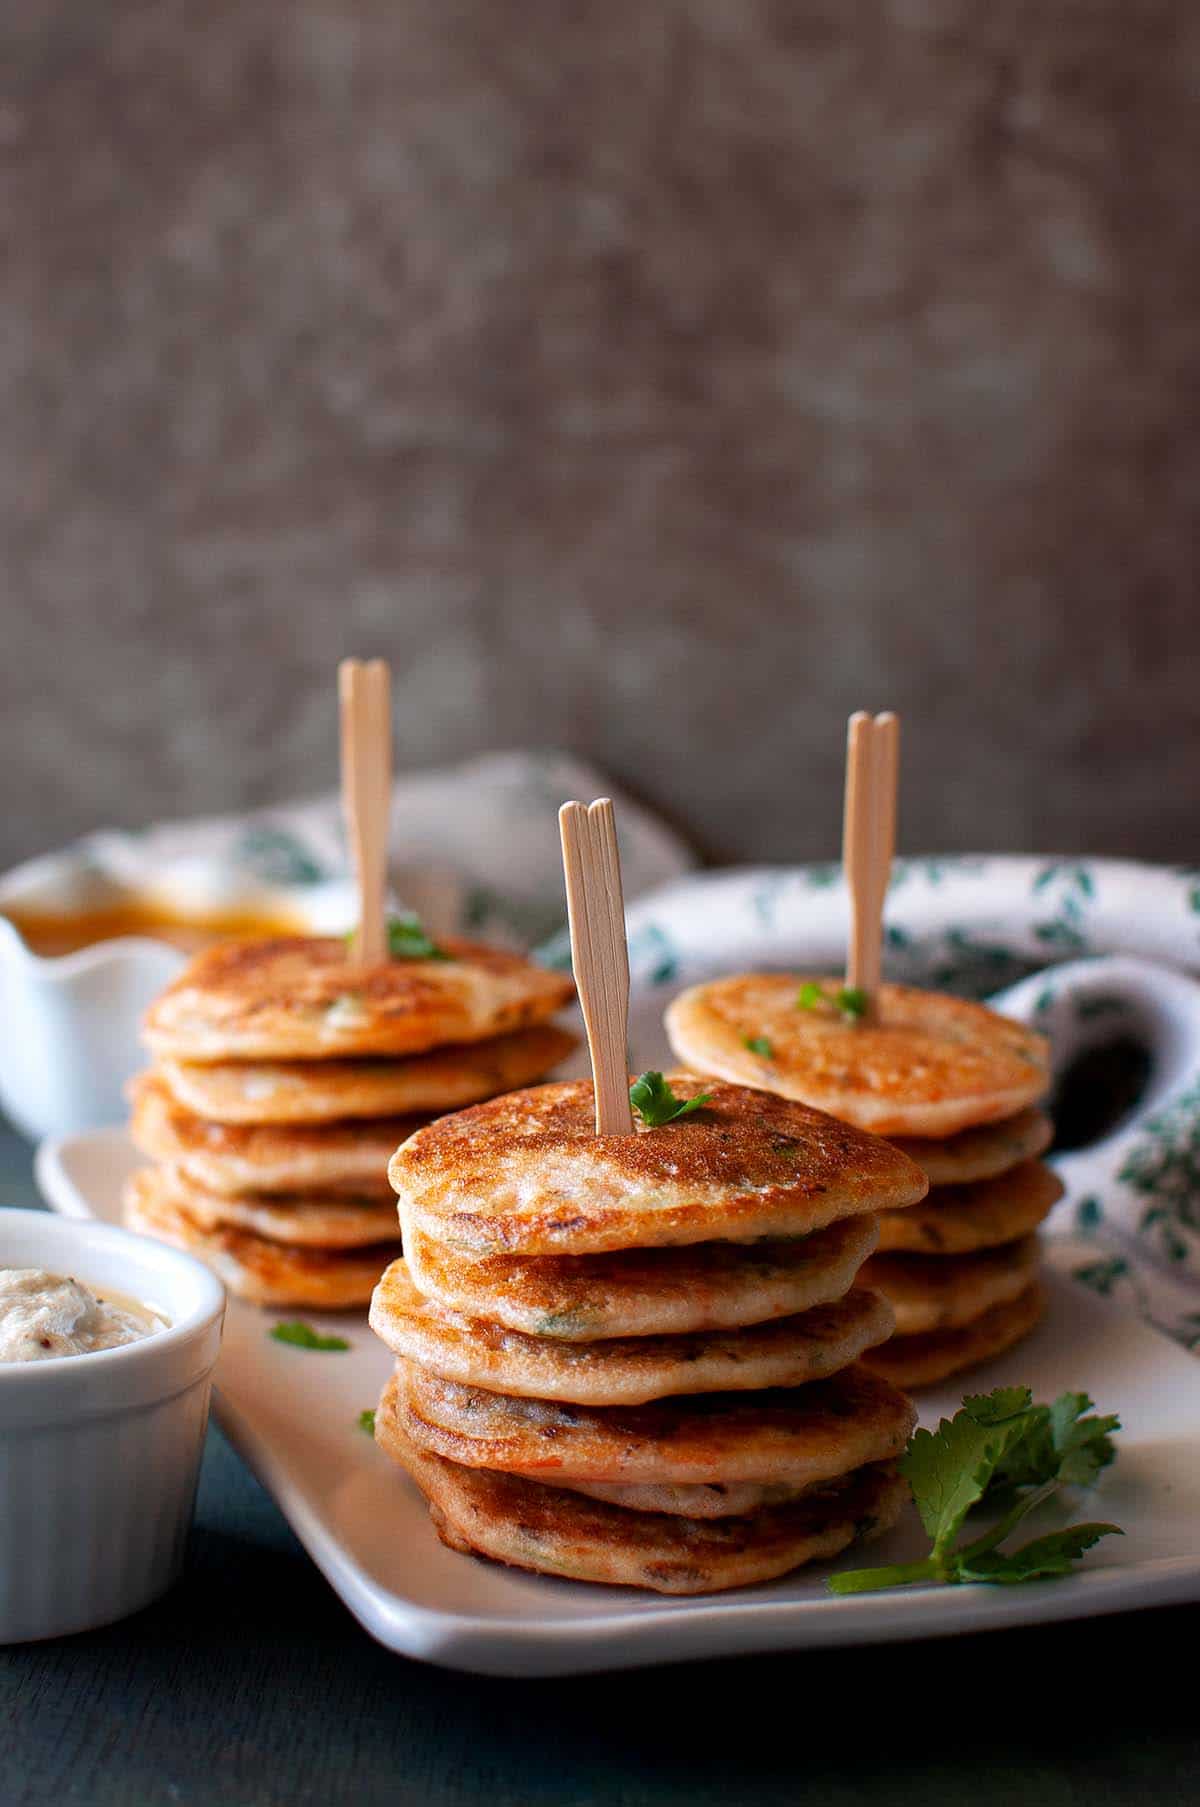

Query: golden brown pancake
left=665, top=978, right=1050, bottom=1137
left=875, top=1160, right=1063, bottom=1255
left=128, top=1073, right=407, bottom=1197
left=403, top=1214, right=880, bottom=1340
left=144, top=1166, right=400, bottom=1248
left=860, top=1235, right=1041, bottom=1335
left=562, top=1478, right=818, bottom=1518
left=376, top=1384, right=907, bottom=1593
left=143, top=936, right=575, bottom=1062
left=391, top=1076, right=928, bottom=1257
left=124, top=1167, right=398, bottom=1307
left=890, top=1109, right=1053, bottom=1186
left=370, top=1261, right=894, bottom=1404
left=154, top=1025, right=578, bottom=1125
left=862, top=1281, right=1046, bottom=1389
left=396, top=1358, right=916, bottom=1483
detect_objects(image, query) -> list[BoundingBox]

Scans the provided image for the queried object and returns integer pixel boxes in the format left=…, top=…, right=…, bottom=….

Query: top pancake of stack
left=664, top=978, right=1049, bottom=1138
left=143, top=935, right=577, bottom=1068
left=388, top=1073, right=929, bottom=1258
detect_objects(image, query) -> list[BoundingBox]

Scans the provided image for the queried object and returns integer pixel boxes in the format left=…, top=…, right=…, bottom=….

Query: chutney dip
left=0, top=1268, right=167, bottom=1363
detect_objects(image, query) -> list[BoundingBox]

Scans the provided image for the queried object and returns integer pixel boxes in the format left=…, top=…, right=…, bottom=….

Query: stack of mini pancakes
left=124, top=936, right=576, bottom=1310
left=369, top=1076, right=929, bottom=1593
left=666, top=977, right=1060, bottom=1388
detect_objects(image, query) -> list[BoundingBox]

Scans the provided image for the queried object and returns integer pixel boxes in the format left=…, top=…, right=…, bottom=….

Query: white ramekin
left=0, top=1209, right=225, bottom=1643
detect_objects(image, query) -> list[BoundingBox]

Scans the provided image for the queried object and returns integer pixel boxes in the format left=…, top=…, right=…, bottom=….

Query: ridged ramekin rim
left=0, top=1209, right=225, bottom=1401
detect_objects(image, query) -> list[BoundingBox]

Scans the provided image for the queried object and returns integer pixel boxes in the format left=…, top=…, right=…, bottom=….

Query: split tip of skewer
left=339, top=655, right=390, bottom=686
left=559, top=797, right=614, bottom=825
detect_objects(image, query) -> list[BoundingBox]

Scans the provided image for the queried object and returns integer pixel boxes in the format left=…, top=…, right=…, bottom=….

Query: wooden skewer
left=842, top=710, right=900, bottom=1011
left=339, top=658, right=392, bottom=964
left=559, top=798, right=634, bottom=1136
left=842, top=711, right=873, bottom=995
left=872, top=710, right=900, bottom=924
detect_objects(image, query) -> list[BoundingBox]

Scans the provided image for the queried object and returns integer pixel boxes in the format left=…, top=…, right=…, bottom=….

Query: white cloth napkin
left=80, top=750, right=695, bottom=950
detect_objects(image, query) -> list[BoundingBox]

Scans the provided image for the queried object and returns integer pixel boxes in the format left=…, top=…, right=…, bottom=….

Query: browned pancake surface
left=875, top=1160, right=1063, bottom=1255
left=129, top=1073, right=408, bottom=1196
left=370, top=1260, right=893, bottom=1404
left=149, top=1166, right=400, bottom=1248
left=862, top=1281, right=1046, bottom=1388
left=890, top=1109, right=1053, bottom=1185
left=124, top=1167, right=398, bottom=1307
left=155, top=1024, right=577, bottom=1124
left=143, top=936, right=575, bottom=1061
left=665, top=978, right=1049, bottom=1137
left=392, top=1076, right=927, bottom=1256
left=403, top=1215, right=880, bottom=1339
left=376, top=1383, right=907, bottom=1593
left=396, top=1358, right=916, bottom=1483
left=563, top=1477, right=816, bottom=1518
left=860, top=1235, right=1041, bottom=1334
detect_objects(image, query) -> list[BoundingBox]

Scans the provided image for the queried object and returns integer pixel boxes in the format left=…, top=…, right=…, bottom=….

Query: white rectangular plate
left=35, top=1125, right=1200, bottom=1676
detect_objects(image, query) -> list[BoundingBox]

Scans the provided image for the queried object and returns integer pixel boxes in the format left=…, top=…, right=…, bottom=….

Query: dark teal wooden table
left=2, top=1125, right=1196, bottom=1807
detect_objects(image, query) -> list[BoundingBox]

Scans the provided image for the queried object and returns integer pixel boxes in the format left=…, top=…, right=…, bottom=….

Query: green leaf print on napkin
left=233, top=825, right=327, bottom=886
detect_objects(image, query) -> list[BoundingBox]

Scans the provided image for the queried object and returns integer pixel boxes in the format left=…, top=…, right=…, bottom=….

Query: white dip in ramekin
left=0, top=1267, right=167, bottom=1363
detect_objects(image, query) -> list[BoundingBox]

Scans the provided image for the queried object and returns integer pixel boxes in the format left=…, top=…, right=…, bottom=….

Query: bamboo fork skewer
left=842, top=710, right=900, bottom=1014
left=559, top=798, right=634, bottom=1136
left=339, top=658, right=393, bottom=965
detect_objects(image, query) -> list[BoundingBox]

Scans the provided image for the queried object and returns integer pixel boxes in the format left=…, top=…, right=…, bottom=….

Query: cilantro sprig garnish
left=269, top=1321, right=351, bottom=1352
left=797, top=981, right=868, bottom=1022
left=345, top=912, right=451, bottom=961
left=357, top=1408, right=377, bottom=1435
left=629, top=1071, right=712, bottom=1127
left=829, top=1386, right=1121, bottom=1594
left=743, top=1035, right=774, bottom=1059
left=387, top=912, right=451, bottom=960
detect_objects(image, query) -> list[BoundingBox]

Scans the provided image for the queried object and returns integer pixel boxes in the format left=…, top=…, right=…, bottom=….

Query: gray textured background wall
left=3, top=0, right=1199, bottom=870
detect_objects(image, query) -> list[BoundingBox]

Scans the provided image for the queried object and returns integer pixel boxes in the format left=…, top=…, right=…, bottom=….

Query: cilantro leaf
left=794, top=981, right=868, bottom=1023
left=386, top=913, right=451, bottom=960
left=357, top=1408, right=377, bottom=1435
left=1050, top=1392, right=1121, bottom=1488
left=269, top=1321, right=350, bottom=1352
left=987, top=1391, right=1119, bottom=1494
left=901, top=1403, right=1036, bottom=1569
left=829, top=1383, right=1122, bottom=1595
left=345, top=914, right=450, bottom=961
left=743, top=1035, right=774, bottom=1059
left=629, top=1071, right=712, bottom=1127
left=957, top=1524, right=1122, bottom=1585
left=963, top=1385, right=1035, bottom=1425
